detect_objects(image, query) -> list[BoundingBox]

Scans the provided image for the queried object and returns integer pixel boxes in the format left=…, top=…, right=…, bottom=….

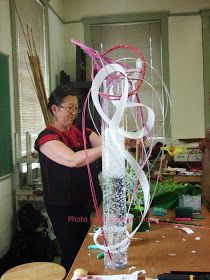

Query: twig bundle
left=25, top=25, right=50, bottom=126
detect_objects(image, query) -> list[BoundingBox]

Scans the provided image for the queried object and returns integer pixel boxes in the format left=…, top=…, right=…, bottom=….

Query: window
left=14, top=0, right=48, bottom=156
left=83, top=14, right=170, bottom=139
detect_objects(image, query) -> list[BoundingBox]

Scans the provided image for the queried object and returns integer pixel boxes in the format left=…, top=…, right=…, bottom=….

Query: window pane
left=90, top=21, right=164, bottom=138
left=15, top=0, right=48, bottom=155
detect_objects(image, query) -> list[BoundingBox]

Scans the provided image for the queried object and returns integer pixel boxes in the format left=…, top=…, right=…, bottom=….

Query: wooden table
left=1, top=262, right=66, bottom=280
left=66, top=207, right=210, bottom=279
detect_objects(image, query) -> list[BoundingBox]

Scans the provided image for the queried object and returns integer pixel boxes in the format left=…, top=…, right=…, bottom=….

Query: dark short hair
left=47, top=86, right=77, bottom=114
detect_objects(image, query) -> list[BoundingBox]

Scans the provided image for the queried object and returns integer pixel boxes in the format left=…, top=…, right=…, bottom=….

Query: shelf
left=16, top=187, right=43, bottom=202
left=173, top=175, right=201, bottom=183
left=18, top=157, right=39, bottom=164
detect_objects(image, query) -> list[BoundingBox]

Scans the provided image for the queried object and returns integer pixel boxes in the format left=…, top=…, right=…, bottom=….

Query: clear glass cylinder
left=103, top=176, right=127, bottom=269
left=102, top=122, right=127, bottom=269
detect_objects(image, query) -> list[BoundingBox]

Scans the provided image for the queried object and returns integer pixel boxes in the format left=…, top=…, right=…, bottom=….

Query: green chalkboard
left=0, top=53, right=12, bottom=177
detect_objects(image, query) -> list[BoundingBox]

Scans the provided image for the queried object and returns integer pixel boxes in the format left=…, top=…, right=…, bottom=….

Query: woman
left=35, top=86, right=102, bottom=271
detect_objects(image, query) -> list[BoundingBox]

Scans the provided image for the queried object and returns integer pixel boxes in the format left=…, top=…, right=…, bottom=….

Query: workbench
left=66, top=206, right=210, bottom=279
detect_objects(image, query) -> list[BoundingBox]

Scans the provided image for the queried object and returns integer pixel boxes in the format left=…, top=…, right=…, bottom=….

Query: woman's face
left=53, top=95, right=80, bottom=129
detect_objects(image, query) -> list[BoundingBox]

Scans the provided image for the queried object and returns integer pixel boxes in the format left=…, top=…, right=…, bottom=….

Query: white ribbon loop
left=91, top=63, right=155, bottom=252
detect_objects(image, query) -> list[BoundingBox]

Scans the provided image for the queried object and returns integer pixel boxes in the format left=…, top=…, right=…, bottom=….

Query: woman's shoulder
left=37, top=127, right=58, bottom=138
left=34, top=127, right=61, bottom=150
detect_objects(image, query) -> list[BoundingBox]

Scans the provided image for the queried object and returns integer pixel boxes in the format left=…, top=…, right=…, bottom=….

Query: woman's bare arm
left=89, top=131, right=101, bottom=147
left=40, top=140, right=101, bottom=168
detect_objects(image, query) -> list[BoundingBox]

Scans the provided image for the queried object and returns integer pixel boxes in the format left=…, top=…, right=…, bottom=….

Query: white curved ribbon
left=91, top=63, right=155, bottom=252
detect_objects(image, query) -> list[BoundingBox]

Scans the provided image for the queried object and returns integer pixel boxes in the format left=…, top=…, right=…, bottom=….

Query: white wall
left=61, top=0, right=210, bottom=139
left=48, top=8, right=66, bottom=90
left=62, top=0, right=210, bottom=21
left=63, top=23, right=84, bottom=81
left=50, top=0, right=64, bottom=19
left=0, top=0, right=16, bottom=258
left=169, top=16, right=205, bottom=138
left=0, top=178, right=15, bottom=258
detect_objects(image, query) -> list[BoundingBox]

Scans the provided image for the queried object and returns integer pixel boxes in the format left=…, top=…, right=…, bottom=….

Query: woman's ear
left=51, top=104, right=57, bottom=115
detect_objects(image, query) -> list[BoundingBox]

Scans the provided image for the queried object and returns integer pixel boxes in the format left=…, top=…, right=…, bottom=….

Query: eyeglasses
left=58, top=105, right=81, bottom=113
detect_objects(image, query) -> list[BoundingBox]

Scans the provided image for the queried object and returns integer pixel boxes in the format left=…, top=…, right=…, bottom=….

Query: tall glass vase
left=102, top=123, right=128, bottom=270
